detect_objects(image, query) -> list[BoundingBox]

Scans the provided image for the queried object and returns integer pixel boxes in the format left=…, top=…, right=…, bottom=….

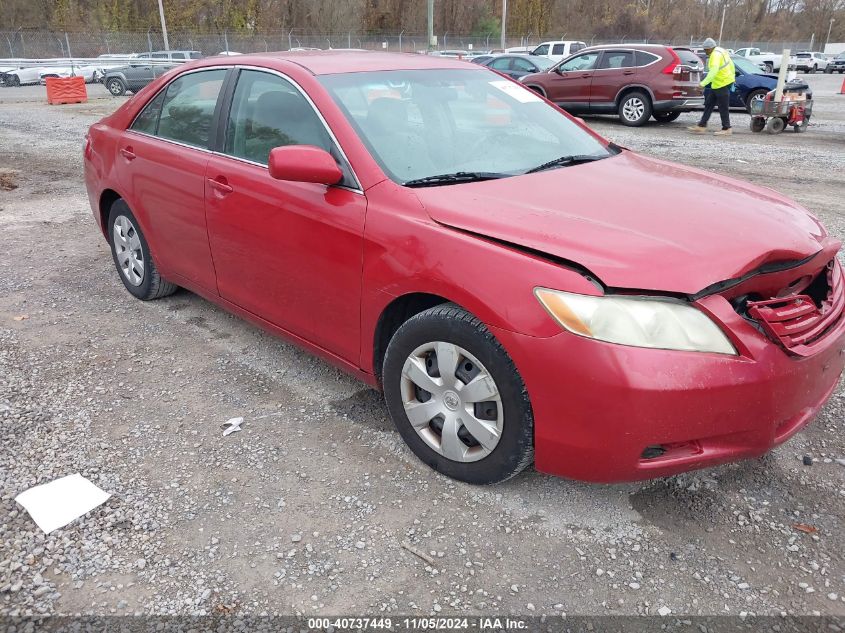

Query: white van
left=530, top=40, right=587, bottom=62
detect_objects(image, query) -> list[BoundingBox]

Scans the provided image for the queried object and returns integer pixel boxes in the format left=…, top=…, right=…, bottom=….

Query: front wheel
left=766, top=117, right=786, bottom=134
left=744, top=89, right=767, bottom=114
left=106, top=77, right=126, bottom=96
left=7, top=74, right=20, bottom=87
left=653, top=111, right=681, bottom=123
left=618, top=91, right=652, bottom=127
left=383, top=304, right=534, bottom=485
left=107, top=200, right=178, bottom=301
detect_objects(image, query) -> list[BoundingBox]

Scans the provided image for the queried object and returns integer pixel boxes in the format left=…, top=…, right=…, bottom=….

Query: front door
left=205, top=68, right=366, bottom=362
left=545, top=51, right=601, bottom=108
left=118, top=68, right=227, bottom=293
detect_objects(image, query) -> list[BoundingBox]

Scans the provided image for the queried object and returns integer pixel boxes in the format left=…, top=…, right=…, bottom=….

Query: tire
left=809, top=65, right=817, bottom=74
left=106, top=77, right=126, bottom=96
left=764, top=62, right=774, bottom=73
left=824, top=66, right=833, bottom=74
left=8, top=74, right=20, bottom=87
left=744, top=89, right=767, bottom=114
left=107, top=200, right=178, bottom=301
left=765, top=117, right=786, bottom=134
left=382, top=304, right=534, bottom=485
left=618, top=90, right=652, bottom=127
left=793, top=115, right=809, bottom=133
left=653, top=111, right=681, bottom=123
left=750, top=117, right=766, bottom=133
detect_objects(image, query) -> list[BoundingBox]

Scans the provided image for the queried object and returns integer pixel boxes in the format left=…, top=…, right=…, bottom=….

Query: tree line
left=2, top=0, right=843, bottom=44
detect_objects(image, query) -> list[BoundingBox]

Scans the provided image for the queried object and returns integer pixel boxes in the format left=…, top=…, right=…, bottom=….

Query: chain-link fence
left=0, top=29, right=815, bottom=59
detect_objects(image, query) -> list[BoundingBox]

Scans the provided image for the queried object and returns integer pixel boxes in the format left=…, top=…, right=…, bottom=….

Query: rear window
left=674, top=48, right=703, bottom=67
left=797, top=53, right=811, bottom=58
left=571, top=43, right=585, bottom=53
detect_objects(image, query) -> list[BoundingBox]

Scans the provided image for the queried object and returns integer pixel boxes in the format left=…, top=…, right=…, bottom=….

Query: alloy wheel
left=622, top=97, right=645, bottom=122
left=400, top=341, right=503, bottom=463
left=113, top=215, right=145, bottom=286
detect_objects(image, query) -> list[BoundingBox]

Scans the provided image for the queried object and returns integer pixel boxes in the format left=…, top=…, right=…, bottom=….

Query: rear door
left=118, top=68, right=228, bottom=293
left=589, top=49, right=635, bottom=108
left=545, top=51, right=601, bottom=108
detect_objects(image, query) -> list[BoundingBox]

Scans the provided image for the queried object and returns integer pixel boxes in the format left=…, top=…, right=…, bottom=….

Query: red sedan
left=84, top=51, right=844, bottom=484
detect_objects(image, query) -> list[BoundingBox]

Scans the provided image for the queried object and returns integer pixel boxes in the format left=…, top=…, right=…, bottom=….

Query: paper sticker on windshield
left=489, top=80, right=542, bottom=103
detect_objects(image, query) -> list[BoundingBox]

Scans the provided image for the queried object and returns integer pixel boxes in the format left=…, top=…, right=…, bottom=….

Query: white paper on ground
left=222, top=416, right=244, bottom=436
left=15, top=473, right=112, bottom=534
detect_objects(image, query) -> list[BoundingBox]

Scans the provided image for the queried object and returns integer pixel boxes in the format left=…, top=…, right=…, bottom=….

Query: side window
left=511, top=58, right=536, bottom=72
left=533, top=44, right=549, bottom=56
left=152, top=53, right=168, bottom=60
left=190, top=52, right=202, bottom=59
left=224, top=69, right=333, bottom=166
left=156, top=69, right=226, bottom=148
left=130, top=89, right=167, bottom=134
left=490, top=57, right=513, bottom=71
left=551, top=44, right=565, bottom=55
left=598, top=50, right=634, bottom=69
left=635, top=50, right=660, bottom=67
left=559, top=52, right=600, bottom=72
left=570, top=43, right=585, bottom=53
left=171, top=52, right=186, bottom=60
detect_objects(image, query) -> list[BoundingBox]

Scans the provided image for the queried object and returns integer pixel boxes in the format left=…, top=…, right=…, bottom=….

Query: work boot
left=687, top=125, right=707, bottom=133
left=714, top=128, right=733, bottom=136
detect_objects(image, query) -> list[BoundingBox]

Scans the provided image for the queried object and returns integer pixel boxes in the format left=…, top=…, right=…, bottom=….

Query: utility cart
left=749, top=80, right=812, bottom=134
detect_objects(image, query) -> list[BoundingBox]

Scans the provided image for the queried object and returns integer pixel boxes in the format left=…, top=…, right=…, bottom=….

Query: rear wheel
left=744, top=89, right=767, bottom=114
left=383, top=304, right=534, bottom=485
left=750, top=117, right=766, bottom=133
left=809, top=64, right=817, bottom=74
left=653, top=111, right=681, bottom=123
left=618, top=90, right=652, bottom=127
left=106, top=77, right=126, bottom=96
left=764, top=62, right=774, bottom=73
left=107, top=200, right=177, bottom=301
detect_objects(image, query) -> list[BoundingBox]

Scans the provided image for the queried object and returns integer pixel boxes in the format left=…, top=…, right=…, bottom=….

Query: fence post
left=65, top=32, right=72, bottom=58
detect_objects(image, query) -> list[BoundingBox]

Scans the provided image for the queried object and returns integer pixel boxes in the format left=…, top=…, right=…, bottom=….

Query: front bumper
left=653, top=97, right=705, bottom=113
left=492, top=293, right=845, bottom=483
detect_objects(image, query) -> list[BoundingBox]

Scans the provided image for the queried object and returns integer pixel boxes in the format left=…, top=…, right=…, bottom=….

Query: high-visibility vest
left=706, top=47, right=736, bottom=89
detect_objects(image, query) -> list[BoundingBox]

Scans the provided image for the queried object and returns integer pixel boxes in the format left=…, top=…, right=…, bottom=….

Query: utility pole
left=427, top=0, right=434, bottom=51
left=157, top=0, right=170, bottom=51
left=826, top=18, right=836, bottom=52
left=501, top=0, right=507, bottom=50
left=718, top=5, right=727, bottom=45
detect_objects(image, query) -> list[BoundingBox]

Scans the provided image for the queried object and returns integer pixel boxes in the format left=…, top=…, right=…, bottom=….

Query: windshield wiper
left=524, top=154, right=607, bottom=175
left=403, top=172, right=509, bottom=188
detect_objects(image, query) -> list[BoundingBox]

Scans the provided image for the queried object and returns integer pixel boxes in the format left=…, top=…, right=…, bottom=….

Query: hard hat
left=702, top=38, right=717, bottom=49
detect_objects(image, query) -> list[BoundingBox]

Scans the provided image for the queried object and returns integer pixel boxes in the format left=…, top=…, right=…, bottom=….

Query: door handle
left=208, top=177, right=233, bottom=195
left=120, top=147, right=136, bottom=160
left=623, top=70, right=635, bottom=75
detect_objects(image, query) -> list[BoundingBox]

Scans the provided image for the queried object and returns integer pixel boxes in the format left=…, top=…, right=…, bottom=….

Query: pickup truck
left=734, top=47, right=785, bottom=73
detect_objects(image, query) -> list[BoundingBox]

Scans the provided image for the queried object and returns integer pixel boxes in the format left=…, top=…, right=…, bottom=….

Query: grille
left=747, top=260, right=844, bottom=356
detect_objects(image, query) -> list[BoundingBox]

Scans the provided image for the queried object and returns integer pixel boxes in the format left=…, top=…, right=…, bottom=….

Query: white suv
left=530, top=40, right=587, bottom=62
left=791, top=52, right=829, bottom=73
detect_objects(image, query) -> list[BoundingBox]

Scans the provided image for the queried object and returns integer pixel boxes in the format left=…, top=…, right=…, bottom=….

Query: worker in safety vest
left=688, top=37, right=736, bottom=136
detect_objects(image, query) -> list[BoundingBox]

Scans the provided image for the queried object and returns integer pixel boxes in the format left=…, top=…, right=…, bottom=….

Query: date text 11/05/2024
left=306, top=617, right=528, bottom=630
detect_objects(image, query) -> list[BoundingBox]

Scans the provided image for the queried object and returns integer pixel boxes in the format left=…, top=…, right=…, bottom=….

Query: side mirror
left=268, top=145, right=343, bottom=186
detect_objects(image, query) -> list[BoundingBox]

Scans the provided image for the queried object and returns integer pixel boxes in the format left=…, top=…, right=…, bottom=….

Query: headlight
left=534, top=288, right=736, bottom=355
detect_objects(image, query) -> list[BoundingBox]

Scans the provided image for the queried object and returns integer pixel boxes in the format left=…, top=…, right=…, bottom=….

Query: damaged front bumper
left=491, top=252, right=845, bottom=483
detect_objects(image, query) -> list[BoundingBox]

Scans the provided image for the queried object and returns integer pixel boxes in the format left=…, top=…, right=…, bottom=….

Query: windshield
left=532, top=57, right=556, bottom=70
left=319, top=68, right=611, bottom=185
left=732, top=56, right=764, bottom=75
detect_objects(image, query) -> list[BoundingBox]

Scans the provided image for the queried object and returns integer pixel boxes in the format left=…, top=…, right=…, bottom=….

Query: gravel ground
left=0, top=74, right=844, bottom=620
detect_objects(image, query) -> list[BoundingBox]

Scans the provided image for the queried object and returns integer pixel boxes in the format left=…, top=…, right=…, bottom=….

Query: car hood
left=413, top=151, right=830, bottom=295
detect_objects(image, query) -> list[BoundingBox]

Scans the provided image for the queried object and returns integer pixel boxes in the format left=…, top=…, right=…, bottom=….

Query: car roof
left=192, top=50, right=478, bottom=75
